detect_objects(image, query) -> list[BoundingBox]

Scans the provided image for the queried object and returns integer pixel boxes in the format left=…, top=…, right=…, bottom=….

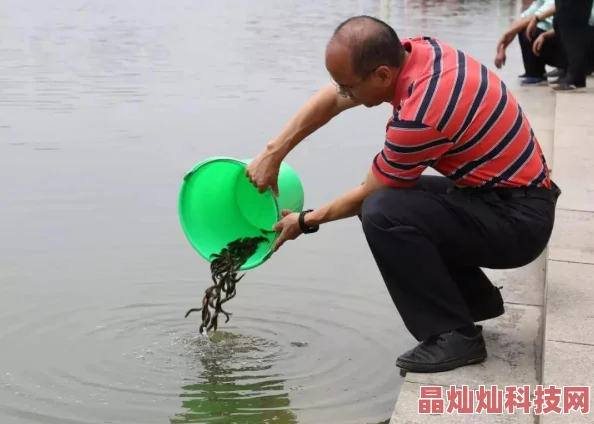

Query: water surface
left=0, top=0, right=526, bottom=423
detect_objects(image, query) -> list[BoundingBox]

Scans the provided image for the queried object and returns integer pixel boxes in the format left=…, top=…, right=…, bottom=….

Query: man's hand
left=526, top=6, right=556, bottom=41
left=532, top=33, right=546, bottom=56
left=526, top=16, right=539, bottom=41
left=494, top=31, right=514, bottom=69
left=496, top=31, right=514, bottom=51
left=247, top=84, right=361, bottom=196
left=246, top=147, right=282, bottom=196
left=495, top=44, right=507, bottom=69
left=270, top=166, right=389, bottom=253
left=272, top=209, right=301, bottom=252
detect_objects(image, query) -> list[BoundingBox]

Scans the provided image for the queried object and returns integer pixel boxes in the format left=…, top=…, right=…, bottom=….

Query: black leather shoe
left=469, top=286, right=504, bottom=322
left=396, top=327, right=487, bottom=373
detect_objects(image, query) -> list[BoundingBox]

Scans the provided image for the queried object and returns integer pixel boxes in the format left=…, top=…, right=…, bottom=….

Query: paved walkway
left=542, top=89, right=594, bottom=424
left=389, top=83, right=594, bottom=423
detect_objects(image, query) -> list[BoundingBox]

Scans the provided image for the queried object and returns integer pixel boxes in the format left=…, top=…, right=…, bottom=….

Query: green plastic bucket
left=178, top=157, right=305, bottom=270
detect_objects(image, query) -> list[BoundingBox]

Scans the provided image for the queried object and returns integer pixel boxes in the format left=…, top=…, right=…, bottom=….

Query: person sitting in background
left=526, top=0, right=594, bottom=91
left=495, top=0, right=558, bottom=85
left=543, top=12, right=566, bottom=80
left=529, top=3, right=594, bottom=83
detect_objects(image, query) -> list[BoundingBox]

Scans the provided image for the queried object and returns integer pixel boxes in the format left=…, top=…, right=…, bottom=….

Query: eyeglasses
left=330, top=66, right=379, bottom=99
left=331, top=78, right=353, bottom=98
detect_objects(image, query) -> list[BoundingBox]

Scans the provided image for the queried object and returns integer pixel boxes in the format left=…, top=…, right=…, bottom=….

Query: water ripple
left=0, top=278, right=399, bottom=424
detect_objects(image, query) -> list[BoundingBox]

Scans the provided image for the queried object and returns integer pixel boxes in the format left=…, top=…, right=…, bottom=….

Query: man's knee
left=361, top=188, right=407, bottom=233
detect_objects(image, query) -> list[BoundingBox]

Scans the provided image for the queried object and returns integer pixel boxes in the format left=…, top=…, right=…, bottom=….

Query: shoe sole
left=396, top=349, right=488, bottom=373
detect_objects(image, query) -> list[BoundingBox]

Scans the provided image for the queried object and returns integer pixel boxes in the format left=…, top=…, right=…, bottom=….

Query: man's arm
left=533, top=28, right=556, bottom=55
left=304, top=167, right=386, bottom=226
left=305, top=121, right=453, bottom=227
left=247, top=83, right=361, bottom=195
left=271, top=120, right=454, bottom=251
left=495, top=16, right=532, bottom=68
left=526, top=5, right=556, bottom=40
left=535, top=5, right=556, bottom=20
left=266, top=83, right=361, bottom=159
left=497, top=17, right=531, bottom=50
left=508, top=17, right=532, bottom=37
left=498, top=0, right=543, bottom=49
left=498, top=1, right=554, bottom=52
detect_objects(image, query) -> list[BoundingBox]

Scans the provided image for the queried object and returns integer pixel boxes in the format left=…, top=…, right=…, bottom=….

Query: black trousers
left=555, top=0, right=594, bottom=86
left=359, top=176, right=558, bottom=342
left=518, top=27, right=562, bottom=76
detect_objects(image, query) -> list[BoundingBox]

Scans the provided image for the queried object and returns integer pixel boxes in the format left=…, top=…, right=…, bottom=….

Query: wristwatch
left=298, top=209, right=319, bottom=234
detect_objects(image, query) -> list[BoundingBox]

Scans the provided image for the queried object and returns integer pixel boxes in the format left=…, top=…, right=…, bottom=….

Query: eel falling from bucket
left=185, top=236, right=268, bottom=334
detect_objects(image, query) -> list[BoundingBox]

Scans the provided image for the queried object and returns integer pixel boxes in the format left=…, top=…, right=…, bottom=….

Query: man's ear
left=375, top=65, right=393, bottom=83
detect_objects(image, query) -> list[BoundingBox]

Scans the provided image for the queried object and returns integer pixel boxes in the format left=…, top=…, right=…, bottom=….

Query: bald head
left=327, top=16, right=405, bottom=77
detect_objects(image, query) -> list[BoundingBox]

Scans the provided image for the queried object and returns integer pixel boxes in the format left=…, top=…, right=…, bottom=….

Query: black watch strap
left=298, top=209, right=319, bottom=234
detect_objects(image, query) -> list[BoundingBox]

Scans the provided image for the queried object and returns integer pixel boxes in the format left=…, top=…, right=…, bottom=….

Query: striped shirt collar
left=391, top=38, right=432, bottom=106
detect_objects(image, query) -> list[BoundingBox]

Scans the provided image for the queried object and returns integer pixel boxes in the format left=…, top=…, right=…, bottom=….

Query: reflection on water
left=171, top=333, right=297, bottom=424
left=0, top=0, right=528, bottom=423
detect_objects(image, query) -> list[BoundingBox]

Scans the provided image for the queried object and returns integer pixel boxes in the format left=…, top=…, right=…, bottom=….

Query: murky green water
left=0, top=0, right=525, bottom=423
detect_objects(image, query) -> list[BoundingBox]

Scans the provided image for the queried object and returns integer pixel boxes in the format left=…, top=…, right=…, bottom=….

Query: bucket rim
left=178, top=156, right=281, bottom=270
